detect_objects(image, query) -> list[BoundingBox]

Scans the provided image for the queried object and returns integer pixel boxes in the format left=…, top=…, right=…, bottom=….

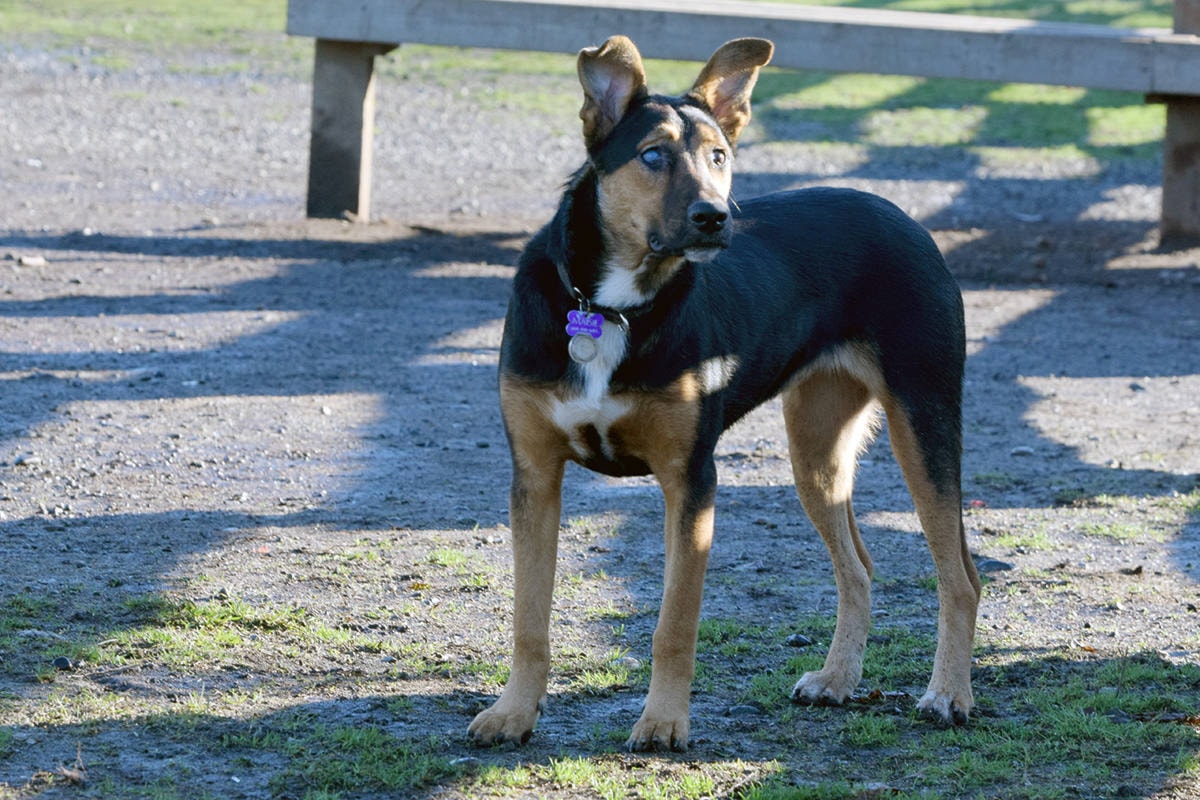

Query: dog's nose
left=689, top=200, right=728, bottom=234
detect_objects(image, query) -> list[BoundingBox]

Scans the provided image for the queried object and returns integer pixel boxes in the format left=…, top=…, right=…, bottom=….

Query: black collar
left=554, top=257, right=660, bottom=330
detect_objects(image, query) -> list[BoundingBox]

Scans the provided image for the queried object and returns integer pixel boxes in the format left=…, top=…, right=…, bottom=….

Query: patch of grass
left=583, top=599, right=635, bottom=623
left=529, top=756, right=761, bottom=800
left=427, top=547, right=471, bottom=569
left=0, top=593, right=84, bottom=675
left=232, top=724, right=466, bottom=797
left=556, top=647, right=642, bottom=696
left=985, top=525, right=1054, bottom=552
left=456, top=656, right=510, bottom=687
left=102, top=592, right=447, bottom=676
left=842, top=712, right=901, bottom=747
left=741, top=635, right=1200, bottom=797
left=162, top=596, right=310, bottom=631
left=740, top=778, right=923, bottom=800
left=973, top=471, right=1025, bottom=491
left=0, top=0, right=290, bottom=49
left=1080, top=521, right=1160, bottom=542
left=698, top=617, right=773, bottom=658
left=474, top=761, right=534, bottom=790
left=0, top=593, right=57, bottom=630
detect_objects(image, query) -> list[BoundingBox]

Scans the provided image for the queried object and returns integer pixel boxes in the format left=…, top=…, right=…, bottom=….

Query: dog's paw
left=916, top=688, right=972, bottom=726
left=626, top=712, right=690, bottom=752
left=790, top=670, right=855, bottom=707
left=467, top=702, right=541, bottom=748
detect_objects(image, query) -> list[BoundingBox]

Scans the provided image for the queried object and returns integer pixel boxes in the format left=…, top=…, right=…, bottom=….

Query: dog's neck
left=547, top=166, right=688, bottom=318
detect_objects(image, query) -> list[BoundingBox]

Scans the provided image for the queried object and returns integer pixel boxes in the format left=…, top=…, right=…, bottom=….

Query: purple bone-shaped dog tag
left=565, top=309, right=604, bottom=339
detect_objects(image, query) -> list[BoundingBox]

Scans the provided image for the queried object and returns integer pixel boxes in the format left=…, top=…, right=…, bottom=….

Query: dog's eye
left=639, top=147, right=665, bottom=169
left=711, top=148, right=728, bottom=167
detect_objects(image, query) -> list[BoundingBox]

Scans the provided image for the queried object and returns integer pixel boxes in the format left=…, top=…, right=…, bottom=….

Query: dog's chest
left=550, top=318, right=631, bottom=462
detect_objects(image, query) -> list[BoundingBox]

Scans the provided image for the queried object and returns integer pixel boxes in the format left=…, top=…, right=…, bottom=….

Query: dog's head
left=576, top=35, right=773, bottom=292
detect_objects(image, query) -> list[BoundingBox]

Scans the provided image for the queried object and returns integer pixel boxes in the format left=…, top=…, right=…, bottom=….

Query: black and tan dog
left=468, top=35, right=980, bottom=752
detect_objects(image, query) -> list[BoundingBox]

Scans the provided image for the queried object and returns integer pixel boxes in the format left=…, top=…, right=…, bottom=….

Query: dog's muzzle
left=649, top=199, right=732, bottom=260
left=688, top=200, right=728, bottom=236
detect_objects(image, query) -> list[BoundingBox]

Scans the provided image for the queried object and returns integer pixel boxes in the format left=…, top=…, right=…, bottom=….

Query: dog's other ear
left=689, top=38, right=774, bottom=145
left=578, top=35, right=647, bottom=149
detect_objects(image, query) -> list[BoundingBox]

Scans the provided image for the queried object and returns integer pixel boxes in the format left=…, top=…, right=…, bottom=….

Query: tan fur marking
left=882, top=397, right=980, bottom=721
left=595, top=107, right=732, bottom=288
left=619, top=373, right=708, bottom=751
left=500, top=376, right=576, bottom=470
left=608, top=373, right=701, bottom=475
left=783, top=367, right=879, bottom=705
left=469, top=375, right=572, bottom=747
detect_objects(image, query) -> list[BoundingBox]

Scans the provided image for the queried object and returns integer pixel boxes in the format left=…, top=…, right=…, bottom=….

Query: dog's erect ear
left=689, top=38, right=774, bottom=145
left=578, top=35, right=648, bottom=149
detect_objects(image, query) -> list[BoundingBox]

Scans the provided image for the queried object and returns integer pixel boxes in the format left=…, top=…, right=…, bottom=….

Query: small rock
left=51, top=656, right=75, bottom=671
left=615, top=656, right=643, bottom=671
left=786, top=633, right=814, bottom=647
left=974, top=558, right=1015, bottom=573
left=18, top=255, right=47, bottom=267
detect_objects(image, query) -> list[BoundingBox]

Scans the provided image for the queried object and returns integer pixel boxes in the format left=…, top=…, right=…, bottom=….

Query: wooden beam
left=288, top=0, right=1200, bottom=229
left=287, top=0, right=1200, bottom=94
left=305, top=40, right=392, bottom=220
left=1162, top=0, right=1200, bottom=243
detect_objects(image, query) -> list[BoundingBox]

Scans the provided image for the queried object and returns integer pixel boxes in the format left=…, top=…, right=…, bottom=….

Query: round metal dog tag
left=568, top=333, right=598, bottom=364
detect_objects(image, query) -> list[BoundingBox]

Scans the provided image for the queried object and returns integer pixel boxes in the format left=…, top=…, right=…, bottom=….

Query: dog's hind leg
left=883, top=394, right=980, bottom=724
left=783, top=369, right=880, bottom=706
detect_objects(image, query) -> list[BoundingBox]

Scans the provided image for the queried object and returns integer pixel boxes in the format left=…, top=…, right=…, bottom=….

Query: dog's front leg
left=627, top=462, right=716, bottom=752
left=468, top=456, right=565, bottom=747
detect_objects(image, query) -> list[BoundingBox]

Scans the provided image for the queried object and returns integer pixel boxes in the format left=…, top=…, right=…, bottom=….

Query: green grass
left=472, top=755, right=759, bottom=800
left=224, top=723, right=466, bottom=797
left=3, top=594, right=1197, bottom=797
left=0, top=0, right=287, bottom=48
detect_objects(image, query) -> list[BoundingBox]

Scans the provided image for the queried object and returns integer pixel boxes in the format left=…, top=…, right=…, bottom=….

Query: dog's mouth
left=648, top=233, right=727, bottom=260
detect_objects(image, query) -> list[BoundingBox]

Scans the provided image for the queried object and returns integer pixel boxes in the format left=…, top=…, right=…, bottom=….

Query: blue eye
left=639, top=147, right=664, bottom=169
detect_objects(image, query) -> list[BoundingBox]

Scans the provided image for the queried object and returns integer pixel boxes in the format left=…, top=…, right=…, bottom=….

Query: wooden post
left=306, top=40, right=393, bottom=220
left=1162, top=0, right=1200, bottom=244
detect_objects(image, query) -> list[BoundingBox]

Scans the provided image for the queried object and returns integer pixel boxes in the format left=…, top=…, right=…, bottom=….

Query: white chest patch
left=551, top=315, right=630, bottom=461
left=593, top=261, right=650, bottom=309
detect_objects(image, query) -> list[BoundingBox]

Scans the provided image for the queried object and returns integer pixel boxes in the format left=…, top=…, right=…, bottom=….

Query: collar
left=553, top=257, right=656, bottom=330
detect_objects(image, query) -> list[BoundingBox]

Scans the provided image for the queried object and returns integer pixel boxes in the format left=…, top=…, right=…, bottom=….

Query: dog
left=468, top=35, right=980, bottom=753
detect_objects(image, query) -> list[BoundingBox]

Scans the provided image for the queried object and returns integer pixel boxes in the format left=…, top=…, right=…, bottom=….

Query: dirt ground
left=1, top=43, right=1199, bottom=798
